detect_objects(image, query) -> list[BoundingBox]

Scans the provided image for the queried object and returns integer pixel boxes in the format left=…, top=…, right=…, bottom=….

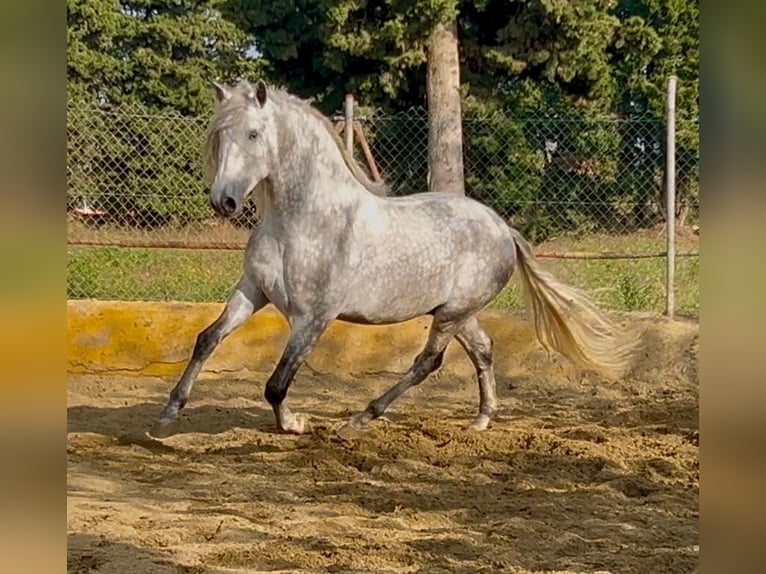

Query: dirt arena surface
left=68, top=313, right=698, bottom=574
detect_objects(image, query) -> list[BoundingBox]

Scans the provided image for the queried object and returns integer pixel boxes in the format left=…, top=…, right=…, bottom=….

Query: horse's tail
left=511, top=230, right=638, bottom=379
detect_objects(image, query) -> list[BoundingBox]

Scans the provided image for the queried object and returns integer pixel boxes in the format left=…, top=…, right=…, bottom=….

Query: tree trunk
left=426, top=19, right=464, bottom=196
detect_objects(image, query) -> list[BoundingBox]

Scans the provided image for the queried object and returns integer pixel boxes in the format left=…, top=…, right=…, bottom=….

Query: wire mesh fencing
left=362, top=109, right=699, bottom=240
left=67, top=99, right=699, bottom=314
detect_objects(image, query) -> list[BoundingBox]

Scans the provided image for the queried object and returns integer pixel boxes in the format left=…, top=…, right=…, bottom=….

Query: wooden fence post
left=344, top=94, right=354, bottom=155
left=665, top=75, right=677, bottom=319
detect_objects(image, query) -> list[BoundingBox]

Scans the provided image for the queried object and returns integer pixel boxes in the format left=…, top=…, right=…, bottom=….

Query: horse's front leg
left=154, top=276, right=266, bottom=432
left=264, top=315, right=332, bottom=434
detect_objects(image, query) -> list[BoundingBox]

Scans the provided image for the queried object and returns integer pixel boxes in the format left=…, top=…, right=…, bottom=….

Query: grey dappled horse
left=156, top=80, right=636, bottom=436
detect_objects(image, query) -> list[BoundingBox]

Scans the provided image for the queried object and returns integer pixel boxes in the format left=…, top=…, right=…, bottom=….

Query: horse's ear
left=255, top=80, right=268, bottom=107
left=212, top=81, right=231, bottom=103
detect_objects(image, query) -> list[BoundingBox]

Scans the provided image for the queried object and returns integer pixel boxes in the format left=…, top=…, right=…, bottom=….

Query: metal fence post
left=344, top=94, right=354, bottom=155
left=665, top=75, right=677, bottom=319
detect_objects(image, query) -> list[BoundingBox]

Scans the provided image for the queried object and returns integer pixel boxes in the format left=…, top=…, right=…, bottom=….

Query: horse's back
left=382, top=192, right=513, bottom=252
left=340, top=192, right=517, bottom=322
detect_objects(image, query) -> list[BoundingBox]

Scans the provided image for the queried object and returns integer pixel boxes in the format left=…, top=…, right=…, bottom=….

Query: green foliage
left=364, top=109, right=431, bottom=193
left=473, top=0, right=621, bottom=104
left=215, top=0, right=697, bottom=236
left=67, top=0, right=263, bottom=115
left=67, top=100, right=212, bottom=225
left=488, top=229, right=701, bottom=314
left=67, top=245, right=241, bottom=301
left=67, top=0, right=266, bottom=224
left=66, top=0, right=698, bottom=237
left=463, top=111, right=544, bottom=225
left=220, top=0, right=460, bottom=112
left=616, top=268, right=655, bottom=309
left=492, top=255, right=699, bottom=316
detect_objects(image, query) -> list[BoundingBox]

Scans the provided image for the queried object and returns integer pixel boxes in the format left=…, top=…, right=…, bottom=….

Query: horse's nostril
left=222, top=196, right=237, bottom=215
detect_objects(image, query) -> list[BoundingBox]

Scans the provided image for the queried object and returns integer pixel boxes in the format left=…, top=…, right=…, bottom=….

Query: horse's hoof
left=159, top=400, right=185, bottom=422
left=335, top=421, right=369, bottom=441
left=335, top=412, right=374, bottom=440
left=280, top=413, right=310, bottom=435
left=466, top=415, right=492, bottom=432
left=350, top=411, right=374, bottom=429
left=149, top=418, right=179, bottom=439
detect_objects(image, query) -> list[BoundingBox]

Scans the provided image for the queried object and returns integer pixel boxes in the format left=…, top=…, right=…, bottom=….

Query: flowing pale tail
left=511, top=230, right=639, bottom=379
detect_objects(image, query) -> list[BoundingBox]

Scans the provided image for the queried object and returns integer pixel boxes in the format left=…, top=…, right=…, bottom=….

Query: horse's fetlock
left=264, top=384, right=286, bottom=406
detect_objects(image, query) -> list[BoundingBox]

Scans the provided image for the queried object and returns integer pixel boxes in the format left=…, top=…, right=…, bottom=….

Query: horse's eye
left=248, top=130, right=258, bottom=141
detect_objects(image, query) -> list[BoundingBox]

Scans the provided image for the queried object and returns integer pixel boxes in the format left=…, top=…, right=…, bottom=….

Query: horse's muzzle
left=211, top=193, right=240, bottom=217
left=220, top=195, right=238, bottom=216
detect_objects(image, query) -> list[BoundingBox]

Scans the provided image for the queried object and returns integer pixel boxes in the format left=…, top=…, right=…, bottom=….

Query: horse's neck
left=271, top=111, right=367, bottom=215
left=273, top=172, right=365, bottom=220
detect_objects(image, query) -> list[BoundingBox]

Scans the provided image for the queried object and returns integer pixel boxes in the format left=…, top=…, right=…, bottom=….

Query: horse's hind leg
left=348, top=319, right=457, bottom=429
left=455, top=317, right=497, bottom=431
left=155, top=275, right=266, bottom=429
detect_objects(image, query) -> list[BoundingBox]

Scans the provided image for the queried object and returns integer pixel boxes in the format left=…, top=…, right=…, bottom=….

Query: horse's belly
left=341, top=267, right=452, bottom=324
left=337, top=301, right=442, bottom=325
left=341, top=223, right=515, bottom=323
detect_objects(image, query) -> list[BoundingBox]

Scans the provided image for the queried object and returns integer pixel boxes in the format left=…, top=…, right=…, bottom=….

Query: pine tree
left=67, top=0, right=263, bottom=115
left=67, top=0, right=265, bottom=225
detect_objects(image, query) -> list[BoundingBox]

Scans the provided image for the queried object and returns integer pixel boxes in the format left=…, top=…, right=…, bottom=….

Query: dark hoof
left=149, top=417, right=180, bottom=439
left=335, top=422, right=369, bottom=441
left=160, top=400, right=184, bottom=420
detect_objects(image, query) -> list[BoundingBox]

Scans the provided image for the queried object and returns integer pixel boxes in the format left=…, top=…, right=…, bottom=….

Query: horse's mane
left=203, top=82, right=389, bottom=197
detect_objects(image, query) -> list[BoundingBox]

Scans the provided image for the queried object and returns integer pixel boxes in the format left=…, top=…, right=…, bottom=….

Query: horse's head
left=204, top=80, right=277, bottom=218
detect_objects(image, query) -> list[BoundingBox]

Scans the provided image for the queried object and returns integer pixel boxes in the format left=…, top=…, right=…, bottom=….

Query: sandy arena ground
left=68, top=313, right=698, bottom=573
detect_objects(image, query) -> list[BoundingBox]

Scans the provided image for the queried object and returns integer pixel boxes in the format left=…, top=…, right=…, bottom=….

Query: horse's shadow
left=68, top=532, right=233, bottom=574
left=67, top=401, right=277, bottom=439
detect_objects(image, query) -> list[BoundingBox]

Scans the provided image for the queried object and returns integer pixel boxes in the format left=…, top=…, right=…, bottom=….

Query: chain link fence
left=361, top=109, right=699, bottom=236
left=67, top=98, right=699, bottom=315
